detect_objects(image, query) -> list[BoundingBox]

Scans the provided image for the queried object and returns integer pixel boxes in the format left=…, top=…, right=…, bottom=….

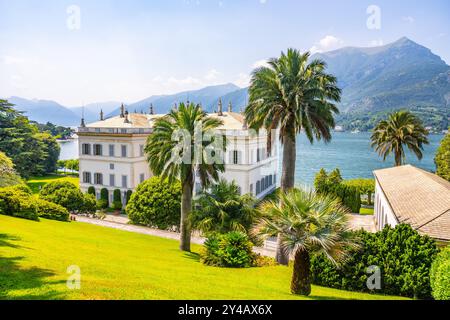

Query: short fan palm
left=146, top=102, right=225, bottom=251
left=254, top=188, right=357, bottom=296
left=371, top=110, right=429, bottom=166
left=191, top=179, right=258, bottom=235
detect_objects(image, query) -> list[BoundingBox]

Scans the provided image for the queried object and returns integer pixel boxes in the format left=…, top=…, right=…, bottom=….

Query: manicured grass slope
left=26, top=175, right=79, bottom=194
left=360, top=207, right=375, bottom=215
left=0, top=215, right=405, bottom=300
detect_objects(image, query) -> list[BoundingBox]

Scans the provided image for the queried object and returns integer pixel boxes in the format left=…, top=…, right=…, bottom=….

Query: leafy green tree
left=371, top=110, right=429, bottom=166
left=146, top=102, right=225, bottom=252
left=57, top=160, right=68, bottom=174
left=0, top=99, right=59, bottom=177
left=127, top=176, right=181, bottom=229
left=191, top=179, right=258, bottom=236
left=245, top=49, right=341, bottom=264
left=434, top=131, right=450, bottom=181
left=0, top=151, right=22, bottom=187
left=254, top=188, right=356, bottom=296
left=328, top=168, right=343, bottom=185
left=35, top=132, right=60, bottom=173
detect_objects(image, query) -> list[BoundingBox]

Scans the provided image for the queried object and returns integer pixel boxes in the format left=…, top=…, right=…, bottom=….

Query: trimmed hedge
left=311, top=224, right=439, bottom=299
left=87, top=186, right=96, bottom=196
left=314, top=168, right=361, bottom=213
left=112, top=189, right=122, bottom=210
left=201, top=232, right=256, bottom=268
left=430, top=246, right=450, bottom=300
left=36, top=199, right=70, bottom=221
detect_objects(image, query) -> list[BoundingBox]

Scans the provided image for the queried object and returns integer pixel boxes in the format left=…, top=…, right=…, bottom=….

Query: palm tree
left=244, top=48, right=341, bottom=264
left=253, top=188, right=357, bottom=296
left=146, top=102, right=225, bottom=251
left=191, top=179, right=259, bottom=235
left=371, top=110, right=429, bottom=166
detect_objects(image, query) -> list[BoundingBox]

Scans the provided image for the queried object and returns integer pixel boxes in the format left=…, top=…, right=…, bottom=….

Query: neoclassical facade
left=77, top=102, right=279, bottom=205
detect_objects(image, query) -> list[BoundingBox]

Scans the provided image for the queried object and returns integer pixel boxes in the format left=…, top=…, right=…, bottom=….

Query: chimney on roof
left=124, top=110, right=130, bottom=123
left=149, top=104, right=154, bottom=115
left=80, top=106, right=86, bottom=127
left=242, top=117, right=248, bottom=130
left=218, top=98, right=223, bottom=116
left=120, top=103, right=125, bottom=118
left=100, top=109, right=104, bottom=121
left=228, top=102, right=232, bottom=113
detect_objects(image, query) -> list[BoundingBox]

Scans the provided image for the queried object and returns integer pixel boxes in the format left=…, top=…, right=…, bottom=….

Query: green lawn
left=0, top=215, right=406, bottom=300
left=360, top=207, right=374, bottom=215
left=26, top=175, right=79, bottom=194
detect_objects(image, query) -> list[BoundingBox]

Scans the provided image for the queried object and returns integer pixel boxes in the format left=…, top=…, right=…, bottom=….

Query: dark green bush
left=0, top=186, right=39, bottom=221
left=201, top=232, right=256, bottom=268
left=87, top=186, right=96, bottom=196
left=126, top=177, right=181, bottom=229
left=40, top=181, right=96, bottom=214
left=126, top=190, right=132, bottom=204
left=99, top=188, right=109, bottom=209
left=36, top=198, right=70, bottom=221
left=311, top=224, right=439, bottom=299
left=314, top=168, right=361, bottom=213
left=112, top=189, right=122, bottom=210
left=430, top=246, right=450, bottom=300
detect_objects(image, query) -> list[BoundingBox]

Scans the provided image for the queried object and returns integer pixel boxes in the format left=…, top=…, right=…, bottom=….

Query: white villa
left=373, top=165, right=450, bottom=244
left=76, top=101, right=279, bottom=205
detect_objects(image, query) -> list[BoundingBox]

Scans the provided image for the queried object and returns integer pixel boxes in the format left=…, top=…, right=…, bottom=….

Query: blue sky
left=1, top=0, right=449, bottom=106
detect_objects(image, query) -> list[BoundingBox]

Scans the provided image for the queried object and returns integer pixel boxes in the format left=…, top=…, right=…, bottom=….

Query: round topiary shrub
left=430, top=246, right=450, bottom=300
left=201, top=232, right=256, bottom=268
left=36, top=198, right=70, bottom=221
left=126, top=176, right=181, bottom=230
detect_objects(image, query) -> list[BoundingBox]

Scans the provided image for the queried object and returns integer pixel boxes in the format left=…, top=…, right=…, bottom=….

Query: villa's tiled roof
left=373, top=165, right=450, bottom=241
left=84, top=112, right=248, bottom=131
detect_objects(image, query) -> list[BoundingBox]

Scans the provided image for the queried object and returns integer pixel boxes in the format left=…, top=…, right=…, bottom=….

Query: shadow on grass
left=183, top=252, right=200, bottom=262
left=0, top=233, right=66, bottom=300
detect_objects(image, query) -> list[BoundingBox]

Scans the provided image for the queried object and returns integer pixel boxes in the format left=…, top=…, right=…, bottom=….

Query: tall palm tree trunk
left=291, top=248, right=311, bottom=296
left=276, top=133, right=296, bottom=265
left=180, top=179, right=193, bottom=252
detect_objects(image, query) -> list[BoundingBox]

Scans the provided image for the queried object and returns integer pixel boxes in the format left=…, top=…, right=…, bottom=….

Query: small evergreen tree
left=99, top=188, right=109, bottom=209
left=113, top=189, right=122, bottom=210
left=87, top=186, right=96, bottom=196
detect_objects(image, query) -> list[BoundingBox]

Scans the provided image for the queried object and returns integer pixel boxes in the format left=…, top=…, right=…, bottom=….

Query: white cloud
left=252, top=59, right=269, bottom=69
left=259, top=0, right=267, bottom=4
left=204, top=68, right=221, bottom=81
left=402, top=16, right=415, bottom=23
left=234, top=72, right=250, bottom=88
left=368, top=39, right=384, bottom=47
left=310, top=35, right=344, bottom=54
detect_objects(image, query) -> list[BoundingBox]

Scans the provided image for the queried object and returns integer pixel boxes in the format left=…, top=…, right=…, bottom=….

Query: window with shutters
left=139, top=145, right=144, bottom=157
left=94, top=173, right=103, bottom=185
left=109, top=144, right=115, bottom=157
left=93, top=144, right=103, bottom=156
left=256, top=181, right=261, bottom=195
left=109, top=174, right=115, bottom=187
left=82, top=172, right=91, bottom=183
left=121, top=145, right=127, bottom=157
left=82, top=144, right=91, bottom=155
left=122, top=175, right=128, bottom=188
left=139, top=173, right=145, bottom=183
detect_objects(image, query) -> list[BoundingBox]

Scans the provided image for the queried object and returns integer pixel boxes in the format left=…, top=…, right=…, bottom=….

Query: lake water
left=59, top=132, right=444, bottom=186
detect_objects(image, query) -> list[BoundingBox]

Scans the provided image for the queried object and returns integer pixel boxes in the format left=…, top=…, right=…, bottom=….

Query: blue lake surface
left=59, top=132, right=444, bottom=186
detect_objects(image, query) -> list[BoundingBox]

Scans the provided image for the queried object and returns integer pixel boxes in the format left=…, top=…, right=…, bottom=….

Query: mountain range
left=5, top=37, right=450, bottom=130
